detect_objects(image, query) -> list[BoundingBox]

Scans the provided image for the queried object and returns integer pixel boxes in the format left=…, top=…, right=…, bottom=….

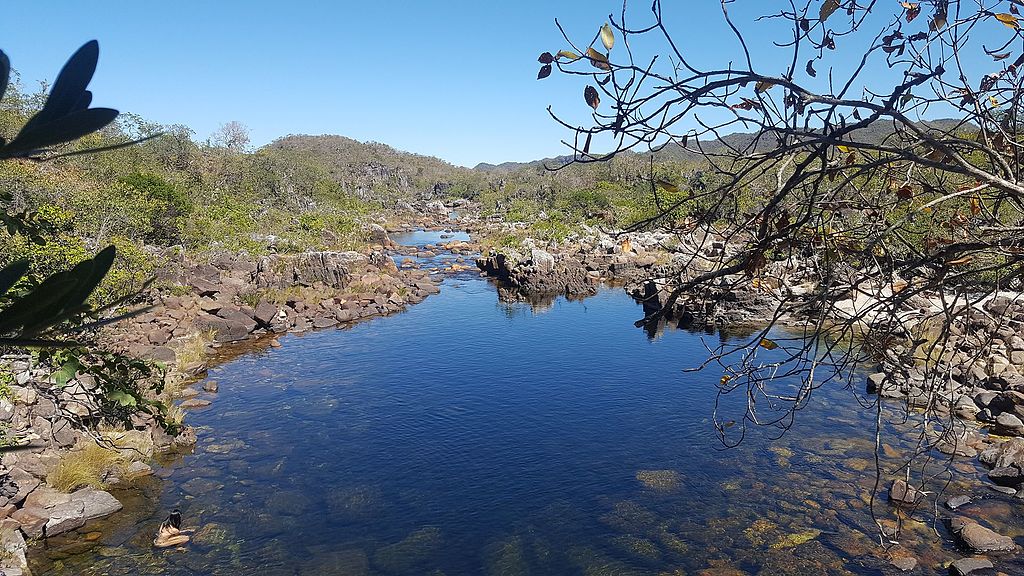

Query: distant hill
left=475, top=118, right=970, bottom=171
left=259, top=135, right=486, bottom=203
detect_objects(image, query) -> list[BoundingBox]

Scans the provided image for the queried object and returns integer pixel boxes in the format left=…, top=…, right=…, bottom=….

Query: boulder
left=948, top=517, right=1016, bottom=554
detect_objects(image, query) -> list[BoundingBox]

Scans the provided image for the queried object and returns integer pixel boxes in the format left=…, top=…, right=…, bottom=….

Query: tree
left=211, top=120, right=250, bottom=152
left=541, top=0, right=1024, bottom=541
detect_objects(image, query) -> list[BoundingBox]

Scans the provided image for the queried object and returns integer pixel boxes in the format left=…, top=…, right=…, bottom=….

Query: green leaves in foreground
left=0, top=245, right=116, bottom=345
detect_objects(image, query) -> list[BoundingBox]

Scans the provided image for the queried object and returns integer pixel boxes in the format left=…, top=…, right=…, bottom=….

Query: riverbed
left=28, top=233, right=1023, bottom=575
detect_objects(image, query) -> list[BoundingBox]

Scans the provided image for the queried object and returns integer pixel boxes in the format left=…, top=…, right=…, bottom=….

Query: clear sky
left=0, top=1, right=997, bottom=167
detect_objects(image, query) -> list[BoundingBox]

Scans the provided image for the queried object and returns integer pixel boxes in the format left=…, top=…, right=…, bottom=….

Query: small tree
left=211, top=120, right=250, bottom=152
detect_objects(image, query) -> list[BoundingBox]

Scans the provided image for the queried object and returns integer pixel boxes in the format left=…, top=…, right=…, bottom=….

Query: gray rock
left=889, top=479, right=922, bottom=506
left=949, top=557, right=993, bottom=575
left=980, top=437, right=1024, bottom=469
left=202, top=381, right=219, bottom=393
left=949, top=517, right=1016, bottom=553
left=43, top=499, right=86, bottom=536
left=891, top=555, right=917, bottom=572
left=0, top=524, right=29, bottom=574
left=988, top=466, right=1024, bottom=487
left=73, top=488, right=123, bottom=521
left=946, top=495, right=972, bottom=510
left=995, top=412, right=1024, bottom=435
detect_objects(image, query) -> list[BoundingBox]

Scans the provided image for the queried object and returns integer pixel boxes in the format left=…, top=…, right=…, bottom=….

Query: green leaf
left=53, top=358, right=81, bottom=387
left=0, top=260, right=29, bottom=299
left=107, top=390, right=138, bottom=407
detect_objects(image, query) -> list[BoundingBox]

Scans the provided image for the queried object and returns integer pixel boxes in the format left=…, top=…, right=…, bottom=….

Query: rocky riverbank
left=0, top=205, right=482, bottom=575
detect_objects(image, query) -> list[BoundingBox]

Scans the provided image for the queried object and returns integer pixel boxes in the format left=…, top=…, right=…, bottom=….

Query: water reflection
left=30, top=279, right=1023, bottom=575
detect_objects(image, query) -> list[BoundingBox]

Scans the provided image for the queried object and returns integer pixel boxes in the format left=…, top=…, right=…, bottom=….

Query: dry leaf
left=600, top=23, right=615, bottom=51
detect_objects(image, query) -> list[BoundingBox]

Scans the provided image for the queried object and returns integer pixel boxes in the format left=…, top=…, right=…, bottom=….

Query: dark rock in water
left=889, top=479, right=922, bottom=506
left=988, top=466, right=1024, bottom=487
left=948, top=557, right=993, bottom=575
left=866, top=372, right=887, bottom=394
left=203, top=381, right=219, bottom=393
left=946, top=495, right=972, bottom=510
left=948, top=517, right=1016, bottom=554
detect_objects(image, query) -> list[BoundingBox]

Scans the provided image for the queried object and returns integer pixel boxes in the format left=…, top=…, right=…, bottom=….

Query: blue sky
left=0, top=2, right=1000, bottom=167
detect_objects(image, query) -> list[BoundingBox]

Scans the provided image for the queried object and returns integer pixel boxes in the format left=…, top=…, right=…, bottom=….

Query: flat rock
left=949, top=557, right=994, bottom=575
left=179, top=398, right=212, bottom=409
left=72, top=488, right=123, bottom=521
left=946, top=495, right=972, bottom=510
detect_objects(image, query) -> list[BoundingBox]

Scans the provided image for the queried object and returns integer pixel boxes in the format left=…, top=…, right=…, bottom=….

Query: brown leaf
left=586, top=47, right=611, bottom=71
left=996, top=13, right=1021, bottom=29
left=583, top=132, right=592, bottom=155
left=584, top=85, right=600, bottom=110
left=537, top=64, right=552, bottom=80
left=896, top=184, right=914, bottom=200
left=556, top=50, right=581, bottom=61
left=759, top=338, right=779, bottom=350
left=755, top=80, right=775, bottom=93
left=538, top=52, right=554, bottom=64
left=820, top=0, right=841, bottom=22
left=901, top=2, right=921, bottom=22
left=806, top=59, right=817, bottom=77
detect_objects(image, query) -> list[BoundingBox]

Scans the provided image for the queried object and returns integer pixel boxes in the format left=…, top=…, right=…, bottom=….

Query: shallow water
left=29, top=239, right=1024, bottom=575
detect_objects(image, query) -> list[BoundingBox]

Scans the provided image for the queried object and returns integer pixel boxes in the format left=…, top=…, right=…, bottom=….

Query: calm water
left=30, top=237, right=1023, bottom=575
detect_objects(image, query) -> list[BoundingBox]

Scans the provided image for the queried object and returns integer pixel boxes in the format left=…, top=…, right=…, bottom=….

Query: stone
left=995, top=412, right=1024, bottom=435
left=10, top=507, right=46, bottom=538
left=0, top=525, right=29, bottom=574
left=988, top=466, right=1024, bottom=487
left=23, top=486, right=70, bottom=510
left=946, top=495, right=972, bottom=510
left=202, top=381, right=219, bottom=393
left=888, top=479, right=922, bottom=506
left=126, top=461, right=153, bottom=478
left=253, top=301, right=278, bottom=326
left=980, top=437, right=1024, bottom=469
left=890, top=555, right=917, bottom=572
left=43, top=499, right=86, bottom=536
left=179, top=398, right=211, bottom=409
left=949, top=557, right=993, bottom=575
left=7, top=468, right=38, bottom=505
left=949, top=517, right=1016, bottom=554
left=72, top=488, right=123, bottom=521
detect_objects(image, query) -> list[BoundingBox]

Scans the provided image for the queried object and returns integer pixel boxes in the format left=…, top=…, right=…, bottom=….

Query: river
left=28, top=231, right=1022, bottom=575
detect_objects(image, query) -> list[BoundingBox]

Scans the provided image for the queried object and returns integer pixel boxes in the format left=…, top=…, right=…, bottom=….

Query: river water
left=28, top=232, right=1023, bottom=575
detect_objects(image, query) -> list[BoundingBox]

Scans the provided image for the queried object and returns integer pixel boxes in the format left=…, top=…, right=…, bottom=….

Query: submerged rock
left=635, top=469, right=681, bottom=492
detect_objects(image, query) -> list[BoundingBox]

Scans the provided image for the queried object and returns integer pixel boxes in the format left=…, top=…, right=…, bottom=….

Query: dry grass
left=48, top=441, right=129, bottom=492
left=172, top=328, right=216, bottom=370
